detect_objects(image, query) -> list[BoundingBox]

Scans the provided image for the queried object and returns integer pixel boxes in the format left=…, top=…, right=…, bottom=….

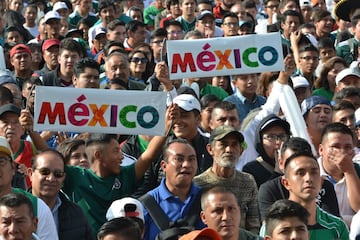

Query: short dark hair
left=104, top=41, right=125, bottom=57
left=298, top=43, right=319, bottom=55
left=200, top=94, right=220, bottom=109
left=321, top=122, right=355, bottom=143
left=213, top=101, right=237, bottom=112
left=243, top=0, right=256, bottom=9
left=87, top=134, right=118, bottom=147
left=163, top=138, right=194, bottom=162
left=332, top=100, right=356, bottom=113
left=318, top=37, right=334, bottom=49
left=222, top=12, right=238, bottom=23
left=280, top=10, right=302, bottom=24
left=126, top=20, right=147, bottom=33
left=73, top=58, right=100, bottom=77
left=334, top=87, right=360, bottom=102
left=265, top=199, right=309, bottom=236
left=0, top=86, right=14, bottom=104
left=150, top=28, right=167, bottom=40
left=312, top=9, right=331, bottom=22
left=283, top=151, right=318, bottom=177
left=107, top=19, right=126, bottom=31
left=98, top=0, right=115, bottom=13
left=164, top=20, right=183, bottom=31
left=0, top=193, right=35, bottom=219
left=97, top=217, right=142, bottom=240
left=351, top=14, right=360, bottom=27
left=59, top=38, right=85, bottom=57
left=280, top=137, right=312, bottom=160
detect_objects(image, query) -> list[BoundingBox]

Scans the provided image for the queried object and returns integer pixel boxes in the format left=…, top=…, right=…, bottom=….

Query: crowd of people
left=0, top=0, right=360, bottom=239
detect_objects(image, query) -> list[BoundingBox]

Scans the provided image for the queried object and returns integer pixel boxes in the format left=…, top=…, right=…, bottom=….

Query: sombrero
left=334, top=0, right=360, bottom=21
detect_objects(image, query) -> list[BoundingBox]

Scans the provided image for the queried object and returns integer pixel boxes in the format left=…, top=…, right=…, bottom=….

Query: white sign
left=34, top=86, right=167, bottom=135
left=167, top=33, right=284, bottom=79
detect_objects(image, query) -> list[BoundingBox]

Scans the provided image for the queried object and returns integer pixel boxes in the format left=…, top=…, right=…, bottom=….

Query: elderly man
left=194, top=125, right=260, bottom=233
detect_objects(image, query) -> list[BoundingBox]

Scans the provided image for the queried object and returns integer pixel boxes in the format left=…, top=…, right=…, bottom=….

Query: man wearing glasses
left=29, top=149, right=94, bottom=239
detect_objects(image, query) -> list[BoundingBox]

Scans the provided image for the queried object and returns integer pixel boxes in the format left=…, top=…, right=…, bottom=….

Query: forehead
left=300, top=50, right=318, bottom=56
left=273, top=216, right=307, bottom=229
left=0, top=205, right=31, bottom=218
left=167, top=142, right=195, bottom=155
left=36, top=152, right=64, bottom=167
left=288, top=156, right=319, bottom=170
left=324, top=132, right=353, bottom=144
left=206, top=192, right=238, bottom=206
left=223, top=16, right=238, bottom=22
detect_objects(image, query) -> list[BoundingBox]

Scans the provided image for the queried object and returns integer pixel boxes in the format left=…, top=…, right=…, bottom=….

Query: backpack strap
left=139, top=194, right=170, bottom=231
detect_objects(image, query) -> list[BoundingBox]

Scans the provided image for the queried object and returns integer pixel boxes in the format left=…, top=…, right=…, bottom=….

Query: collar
left=158, top=178, right=200, bottom=201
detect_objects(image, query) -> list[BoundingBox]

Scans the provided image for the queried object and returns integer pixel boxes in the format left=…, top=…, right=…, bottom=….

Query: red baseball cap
left=9, top=44, right=31, bottom=58
left=42, top=39, right=60, bottom=52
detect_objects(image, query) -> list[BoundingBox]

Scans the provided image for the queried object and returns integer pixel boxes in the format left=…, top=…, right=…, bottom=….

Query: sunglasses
left=131, top=57, right=148, bottom=64
left=35, top=168, right=65, bottom=178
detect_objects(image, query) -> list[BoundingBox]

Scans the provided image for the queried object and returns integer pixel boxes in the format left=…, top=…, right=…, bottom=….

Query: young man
left=332, top=100, right=356, bottom=135
left=264, top=199, right=309, bottom=240
left=294, top=44, right=319, bottom=88
left=280, top=10, right=302, bottom=47
left=194, top=126, right=260, bottom=233
left=221, top=12, right=239, bottom=37
left=73, top=58, right=100, bottom=89
left=149, top=28, right=167, bottom=62
left=62, top=107, right=174, bottom=237
left=176, top=0, right=197, bottom=33
left=68, top=0, right=98, bottom=28
left=29, top=150, right=94, bottom=239
left=0, top=193, right=38, bottom=240
left=313, top=10, right=335, bottom=41
left=123, top=20, right=147, bottom=52
left=44, top=11, right=62, bottom=40
left=97, top=217, right=142, bottom=240
left=281, top=150, right=349, bottom=239
left=42, top=38, right=84, bottom=87
left=224, top=73, right=266, bottom=121
left=9, top=44, right=33, bottom=89
left=318, top=122, right=360, bottom=227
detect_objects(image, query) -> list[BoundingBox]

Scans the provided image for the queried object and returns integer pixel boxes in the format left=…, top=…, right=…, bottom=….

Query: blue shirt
left=143, top=179, right=205, bottom=240
left=224, top=92, right=266, bottom=121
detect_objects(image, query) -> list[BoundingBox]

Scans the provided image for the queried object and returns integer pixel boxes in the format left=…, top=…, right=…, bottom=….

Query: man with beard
left=194, top=125, right=260, bottom=233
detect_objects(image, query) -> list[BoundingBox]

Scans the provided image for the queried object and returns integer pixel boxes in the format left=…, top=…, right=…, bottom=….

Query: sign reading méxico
left=34, top=87, right=167, bottom=136
left=167, top=32, right=284, bottom=80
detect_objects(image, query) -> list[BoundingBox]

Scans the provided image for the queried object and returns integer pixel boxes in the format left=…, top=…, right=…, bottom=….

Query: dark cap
left=0, top=104, right=21, bottom=117
left=196, top=10, right=215, bottom=21
left=259, top=114, right=291, bottom=134
left=301, top=96, right=331, bottom=116
left=210, top=125, right=244, bottom=143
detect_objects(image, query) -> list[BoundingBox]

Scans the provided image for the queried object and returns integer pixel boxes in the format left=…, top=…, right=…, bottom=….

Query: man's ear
left=281, top=176, right=290, bottom=191
left=72, top=75, right=77, bottom=86
left=200, top=210, right=207, bottom=225
left=206, top=143, right=213, bottom=156
left=160, top=160, right=167, bottom=171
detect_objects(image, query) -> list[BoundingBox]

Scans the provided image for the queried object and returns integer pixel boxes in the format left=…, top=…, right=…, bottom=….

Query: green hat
left=210, top=125, right=244, bottom=143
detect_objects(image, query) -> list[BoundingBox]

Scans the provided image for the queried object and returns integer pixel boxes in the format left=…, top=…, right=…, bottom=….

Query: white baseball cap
left=53, top=2, right=69, bottom=12
left=173, top=94, right=201, bottom=112
left=291, top=76, right=310, bottom=89
left=335, top=67, right=360, bottom=86
left=106, top=197, right=144, bottom=222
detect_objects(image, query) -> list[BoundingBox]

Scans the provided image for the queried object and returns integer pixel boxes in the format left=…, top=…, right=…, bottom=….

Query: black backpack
left=139, top=192, right=202, bottom=240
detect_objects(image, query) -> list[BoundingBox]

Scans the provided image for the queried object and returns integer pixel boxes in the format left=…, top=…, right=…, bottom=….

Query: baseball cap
left=0, top=104, right=21, bottom=120
left=335, top=67, right=360, bottom=86
left=179, top=228, right=221, bottom=240
left=0, top=137, right=13, bottom=160
left=106, top=197, right=145, bottom=222
left=173, top=94, right=201, bottom=112
left=210, top=125, right=244, bottom=143
left=42, top=39, right=60, bottom=52
left=197, top=10, right=215, bottom=21
left=9, top=44, right=31, bottom=59
left=65, top=29, right=83, bottom=38
left=44, top=11, right=61, bottom=24
left=301, top=96, right=331, bottom=116
left=259, top=114, right=291, bottom=134
left=53, top=1, right=68, bottom=11
left=291, top=76, right=310, bottom=89
left=92, top=27, right=107, bottom=40
left=299, top=0, right=311, bottom=7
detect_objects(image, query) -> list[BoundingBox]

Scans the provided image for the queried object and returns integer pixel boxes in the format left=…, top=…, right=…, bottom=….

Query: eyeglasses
left=223, top=22, right=238, bottom=27
left=263, top=134, right=289, bottom=142
left=0, top=156, right=11, bottom=166
left=35, top=168, right=65, bottom=178
left=131, top=57, right=148, bottom=64
left=300, top=56, right=319, bottom=61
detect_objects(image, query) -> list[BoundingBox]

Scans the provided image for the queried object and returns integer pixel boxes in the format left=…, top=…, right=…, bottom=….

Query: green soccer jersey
left=62, top=164, right=137, bottom=236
